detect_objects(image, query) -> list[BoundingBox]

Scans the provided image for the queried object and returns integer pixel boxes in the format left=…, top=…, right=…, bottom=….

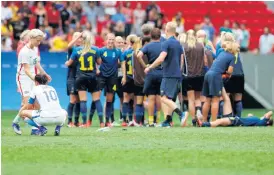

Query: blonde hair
left=166, top=22, right=177, bottom=34
left=196, top=29, right=206, bottom=39
left=133, top=37, right=142, bottom=54
left=72, top=32, right=81, bottom=40
left=81, top=31, right=94, bottom=56
left=221, top=33, right=239, bottom=54
left=197, top=37, right=205, bottom=45
left=29, top=29, right=45, bottom=38
left=178, top=33, right=187, bottom=45
left=186, top=29, right=196, bottom=48
left=126, top=34, right=138, bottom=46
left=20, top=29, right=30, bottom=41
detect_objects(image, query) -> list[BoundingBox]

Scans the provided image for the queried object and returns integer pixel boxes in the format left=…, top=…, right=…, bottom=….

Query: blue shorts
left=75, top=74, right=98, bottom=93
left=122, top=77, right=135, bottom=94
left=160, top=77, right=181, bottom=100
left=143, top=74, right=162, bottom=95
left=66, top=78, right=77, bottom=96
left=98, top=74, right=117, bottom=93
left=202, top=71, right=223, bottom=97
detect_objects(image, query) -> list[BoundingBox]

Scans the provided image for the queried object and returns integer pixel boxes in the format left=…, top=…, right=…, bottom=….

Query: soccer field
left=2, top=109, right=274, bottom=175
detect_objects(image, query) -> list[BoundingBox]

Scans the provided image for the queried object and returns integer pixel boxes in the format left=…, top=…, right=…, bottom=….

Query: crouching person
left=19, top=74, right=67, bottom=136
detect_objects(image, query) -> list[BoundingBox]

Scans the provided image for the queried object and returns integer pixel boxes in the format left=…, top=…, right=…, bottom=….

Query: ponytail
left=81, top=31, right=93, bottom=56
left=186, top=30, right=196, bottom=48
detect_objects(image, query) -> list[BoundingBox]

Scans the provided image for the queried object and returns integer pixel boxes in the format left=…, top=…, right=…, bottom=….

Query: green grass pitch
left=2, top=109, right=274, bottom=175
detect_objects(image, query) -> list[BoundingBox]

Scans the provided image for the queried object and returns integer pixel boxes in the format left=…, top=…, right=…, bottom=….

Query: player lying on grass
left=197, top=111, right=273, bottom=127
left=18, top=74, right=67, bottom=136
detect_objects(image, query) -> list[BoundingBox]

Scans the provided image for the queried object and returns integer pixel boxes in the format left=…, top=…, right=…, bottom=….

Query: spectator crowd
left=1, top=1, right=274, bottom=54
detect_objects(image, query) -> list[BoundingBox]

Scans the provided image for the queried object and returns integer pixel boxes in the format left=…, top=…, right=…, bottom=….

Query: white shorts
left=32, top=109, right=67, bottom=126
left=16, top=74, right=34, bottom=97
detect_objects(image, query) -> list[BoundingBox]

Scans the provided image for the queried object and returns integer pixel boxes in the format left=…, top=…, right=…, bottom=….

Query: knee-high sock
left=110, top=103, right=115, bottom=122
left=218, top=100, right=224, bottom=118
left=24, top=118, right=40, bottom=128
left=89, top=102, right=96, bottom=121
left=67, top=103, right=75, bottom=123
left=106, top=102, right=112, bottom=123
left=94, top=100, right=103, bottom=123
left=122, top=103, right=129, bottom=122
left=74, top=102, right=80, bottom=124
left=135, top=104, right=143, bottom=124
left=80, top=101, right=87, bottom=124
left=128, top=101, right=134, bottom=122
left=234, top=100, right=243, bottom=117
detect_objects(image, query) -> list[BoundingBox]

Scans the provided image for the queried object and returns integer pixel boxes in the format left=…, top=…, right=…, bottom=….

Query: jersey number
left=43, top=90, right=57, bottom=102
left=127, top=60, right=132, bottom=75
left=79, top=56, right=94, bottom=71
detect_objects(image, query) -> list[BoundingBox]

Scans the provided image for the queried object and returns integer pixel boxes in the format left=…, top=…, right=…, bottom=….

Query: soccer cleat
left=54, top=126, right=61, bottom=136
left=158, top=120, right=172, bottom=128
left=67, top=122, right=75, bottom=128
left=74, top=122, right=80, bottom=127
left=79, top=124, right=88, bottom=128
left=12, top=123, right=22, bottom=135
left=100, top=123, right=105, bottom=128
left=87, top=120, right=92, bottom=127
left=121, top=122, right=127, bottom=127
left=39, top=126, right=48, bottom=136
left=111, top=121, right=120, bottom=127
left=30, top=128, right=40, bottom=135
left=128, top=121, right=135, bottom=127
left=148, top=123, right=156, bottom=127
left=105, top=122, right=112, bottom=127
left=180, top=112, right=189, bottom=127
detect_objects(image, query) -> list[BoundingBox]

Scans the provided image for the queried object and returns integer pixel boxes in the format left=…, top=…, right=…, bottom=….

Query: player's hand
left=121, top=77, right=126, bottom=86
left=65, top=61, right=69, bottom=66
left=45, top=74, right=52, bottom=82
left=144, top=67, right=150, bottom=74
left=96, top=69, right=100, bottom=75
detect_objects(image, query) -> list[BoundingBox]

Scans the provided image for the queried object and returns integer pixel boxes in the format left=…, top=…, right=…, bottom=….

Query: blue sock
left=106, top=102, right=112, bottom=123
left=24, top=118, right=40, bottom=128
left=120, top=110, right=122, bottom=120
left=122, top=103, right=129, bottom=122
left=218, top=101, right=224, bottom=118
left=89, top=102, right=96, bottom=121
left=128, top=102, right=133, bottom=122
left=135, top=104, right=143, bottom=123
left=153, top=108, right=157, bottom=123
left=192, top=119, right=197, bottom=126
left=202, top=122, right=211, bottom=127
left=80, top=101, right=87, bottom=124
left=110, top=103, right=115, bottom=122
left=234, top=100, right=242, bottom=117
left=141, top=105, right=145, bottom=122
left=93, top=100, right=103, bottom=123
left=67, top=103, right=75, bottom=123
left=207, top=114, right=211, bottom=122
left=74, top=102, right=80, bottom=124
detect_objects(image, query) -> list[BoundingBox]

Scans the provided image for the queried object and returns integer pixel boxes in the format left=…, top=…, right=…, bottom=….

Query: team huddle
left=12, top=21, right=273, bottom=136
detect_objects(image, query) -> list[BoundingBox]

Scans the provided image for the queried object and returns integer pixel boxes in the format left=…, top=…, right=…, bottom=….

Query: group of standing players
left=12, top=21, right=273, bottom=136
left=63, top=21, right=251, bottom=128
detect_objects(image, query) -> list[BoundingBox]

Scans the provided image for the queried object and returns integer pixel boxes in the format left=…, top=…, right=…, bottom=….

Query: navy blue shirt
left=161, top=36, right=183, bottom=78
left=67, top=46, right=79, bottom=79
left=141, top=41, right=162, bottom=68
left=122, top=48, right=134, bottom=79
left=99, top=47, right=123, bottom=77
left=160, top=36, right=166, bottom=42
left=241, top=117, right=268, bottom=126
left=217, top=49, right=244, bottom=75
left=209, top=51, right=235, bottom=74
left=71, top=46, right=100, bottom=77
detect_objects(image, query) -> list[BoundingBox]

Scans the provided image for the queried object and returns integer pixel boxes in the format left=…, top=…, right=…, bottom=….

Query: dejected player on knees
left=144, top=22, right=188, bottom=127
left=97, top=33, right=126, bottom=127
left=19, top=74, right=67, bottom=136
left=66, top=31, right=104, bottom=128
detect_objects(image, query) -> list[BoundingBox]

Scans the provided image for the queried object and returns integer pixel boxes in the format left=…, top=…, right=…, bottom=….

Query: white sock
left=13, top=114, right=21, bottom=124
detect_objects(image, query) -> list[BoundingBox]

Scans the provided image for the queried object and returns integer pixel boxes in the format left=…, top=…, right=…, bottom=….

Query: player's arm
left=180, top=53, right=184, bottom=71
left=36, top=61, right=51, bottom=82
left=120, top=51, right=127, bottom=85
left=65, top=49, right=78, bottom=66
left=67, top=32, right=82, bottom=48
left=137, top=50, right=148, bottom=69
left=145, top=51, right=167, bottom=74
left=23, top=63, right=35, bottom=81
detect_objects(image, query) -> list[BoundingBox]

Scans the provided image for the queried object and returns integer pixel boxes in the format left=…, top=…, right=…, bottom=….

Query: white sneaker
left=128, top=121, right=134, bottom=127
left=111, top=121, right=120, bottom=127
left=180, top=112, right=189, bottom=127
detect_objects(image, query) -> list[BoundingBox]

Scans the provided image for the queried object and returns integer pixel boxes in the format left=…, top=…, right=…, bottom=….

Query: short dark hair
left=151, top=28, right=161, bottom=40
left=35, top=74, right=48, bottom=85
left=142, top=36, right=151, bottom=46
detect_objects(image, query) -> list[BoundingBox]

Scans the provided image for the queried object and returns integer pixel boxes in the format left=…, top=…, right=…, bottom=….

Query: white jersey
left=29, top=85, right=62, bottom=112
left=17, top=45, right=40, bottom=76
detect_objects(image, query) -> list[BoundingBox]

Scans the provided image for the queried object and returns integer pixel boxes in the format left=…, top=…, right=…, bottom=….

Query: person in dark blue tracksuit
left=137, top=28, right=163, bottom=126
left=144, top=22, right=187, bottom=127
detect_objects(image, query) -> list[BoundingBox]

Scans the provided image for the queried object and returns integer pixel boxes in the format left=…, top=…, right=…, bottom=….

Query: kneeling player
left=19, top=74, right=67, bottom=136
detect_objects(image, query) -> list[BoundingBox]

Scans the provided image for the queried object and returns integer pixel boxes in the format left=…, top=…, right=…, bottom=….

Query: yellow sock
left=148, top=116, right=154, bottom=125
